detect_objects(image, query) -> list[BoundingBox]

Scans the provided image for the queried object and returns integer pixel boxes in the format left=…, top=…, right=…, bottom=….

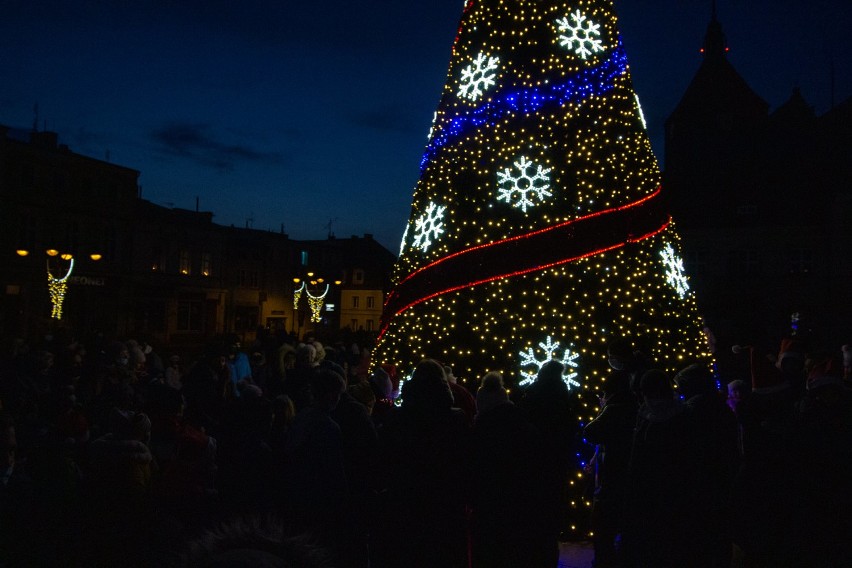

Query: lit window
left=179, top=250, right=191, bottom=275
left=201, top=252, right=212, bottom=277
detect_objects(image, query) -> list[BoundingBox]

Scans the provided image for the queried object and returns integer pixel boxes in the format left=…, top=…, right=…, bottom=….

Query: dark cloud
left=348, top=106, right=418, bottom=134
left=150, top=122, right=283, bottom=171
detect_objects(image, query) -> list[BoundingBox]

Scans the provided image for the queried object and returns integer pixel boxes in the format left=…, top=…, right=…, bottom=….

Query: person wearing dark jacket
left=675, top=363, right=739, bottom=568
left=517, top=359, right=574, bottom=565
left=371, top=359, right=471, bottom=568
left=584, top=369, right=638, bottom=568
left=282, top=368, right=348, bottom=562
left=471, top=372, right=552, bottom=567
left=623, top=369, right=693, bottom=568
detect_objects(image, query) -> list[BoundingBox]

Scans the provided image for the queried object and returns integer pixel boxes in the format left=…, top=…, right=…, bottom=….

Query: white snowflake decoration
left=518, top=336, right=581, bottom=389
left=660, top=242, right=690, bottom=299
left=458, top=52, right=500, bottom=101
left=412, top=201, right=446, bottom=252
left=556, top=9, right=605, bottom=60
left=496, top=156, right=553, bottom=213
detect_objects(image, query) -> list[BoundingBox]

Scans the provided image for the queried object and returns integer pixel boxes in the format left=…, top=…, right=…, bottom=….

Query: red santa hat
left=743, top=346, right=788, bottom=394
left=807, top=355, right=843, bottom=391
left=776, top=337, right=805, bottom=369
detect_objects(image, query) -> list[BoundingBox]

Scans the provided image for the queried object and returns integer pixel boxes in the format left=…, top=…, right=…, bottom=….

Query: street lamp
left=292, top=278, right=330, bottom=323
left=292, top=267, right=346, bottom=326
left=16, top=248, right=102, bottom=320
left=47, top=255, right=74, bottom=320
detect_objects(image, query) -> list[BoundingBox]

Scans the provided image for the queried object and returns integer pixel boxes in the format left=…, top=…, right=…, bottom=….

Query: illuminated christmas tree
left=374, top=0, right=711, bottom=536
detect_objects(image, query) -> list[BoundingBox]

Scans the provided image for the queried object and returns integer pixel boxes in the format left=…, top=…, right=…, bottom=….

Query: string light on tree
left=373, top=0, right=710, bottom=538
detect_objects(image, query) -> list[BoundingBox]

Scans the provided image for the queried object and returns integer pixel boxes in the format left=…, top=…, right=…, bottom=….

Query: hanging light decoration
left=47, top=258, right=75, bottom=320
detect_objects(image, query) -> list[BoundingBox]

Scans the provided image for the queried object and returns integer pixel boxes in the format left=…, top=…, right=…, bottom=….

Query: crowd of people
left=587, top=338, right=852, bottom=568
left=0, top=328, right=850, bottom=567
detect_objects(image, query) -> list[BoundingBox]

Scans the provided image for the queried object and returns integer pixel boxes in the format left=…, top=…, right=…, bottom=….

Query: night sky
left=1, top=0, right=849, bottom=252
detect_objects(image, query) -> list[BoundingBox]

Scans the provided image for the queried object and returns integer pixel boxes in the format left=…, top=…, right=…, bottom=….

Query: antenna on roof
left=32, top=103, right=39, bottom=132
left=325, top=218, right=337, bottom=239
left=246, top=214, right=254, bottom=229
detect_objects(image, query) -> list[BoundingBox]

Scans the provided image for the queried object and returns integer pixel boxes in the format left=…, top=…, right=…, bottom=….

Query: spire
left=702, top=0, right=727, bottom=61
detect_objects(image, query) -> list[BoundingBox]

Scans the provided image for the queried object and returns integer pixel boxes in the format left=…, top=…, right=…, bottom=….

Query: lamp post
left=16, top=248, right=102, bottom=320
left=292, top=271, right=342, bottom=335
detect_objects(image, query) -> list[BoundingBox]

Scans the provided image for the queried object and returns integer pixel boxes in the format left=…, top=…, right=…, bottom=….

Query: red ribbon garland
left=379, top=187, right=670, bottom=339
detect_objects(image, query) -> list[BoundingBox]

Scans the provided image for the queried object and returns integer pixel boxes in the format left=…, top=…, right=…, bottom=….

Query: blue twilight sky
left=1, top=0, right=849, bottom=253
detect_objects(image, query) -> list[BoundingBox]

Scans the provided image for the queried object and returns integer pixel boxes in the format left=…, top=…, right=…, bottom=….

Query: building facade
left=663, top=11, right=852, bottom=374
left=0, top=125, right=396, bottom=353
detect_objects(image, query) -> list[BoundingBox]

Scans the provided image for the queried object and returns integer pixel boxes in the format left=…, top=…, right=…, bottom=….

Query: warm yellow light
left=293, top=277, right=301, bottom=283
left=60, top=253, right=73, bottom=261
left=317, top=278, right=325, bottom=283
left=306, top=271, right=315, bottom=277
left=15, top=249, right=29, bottom=257
left=90, top=253, right=102, bottom=261
left=334, top=280, right=342, bottom=285
left=46, top=249, right=59, bottom=257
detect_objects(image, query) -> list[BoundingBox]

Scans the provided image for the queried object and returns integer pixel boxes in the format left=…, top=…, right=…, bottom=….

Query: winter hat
left=296, top=343, right=317, bottom=367
left=476, top=371, right=509, bottom=415
left=639, top=369, right=672, bottom=399
left=131, top=412, right=152, bottom=440
left=369, top=367, right=393, bottom=399
left=312, top=341, right=326, bottom=364
left=807, top=355, right=843, bottom=391
left=776, top=337, right=805, bottom=370
left=380, top=363, right=401, bottom=399
left=348, top=382, right=376, bottom=412
left=747, top=346, right=788, bottom=394
left=129, top=345, right=147, bottom=368
left=673, top=363, right=715, bottom=399
left=238, top=382, right=264, bottom=399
